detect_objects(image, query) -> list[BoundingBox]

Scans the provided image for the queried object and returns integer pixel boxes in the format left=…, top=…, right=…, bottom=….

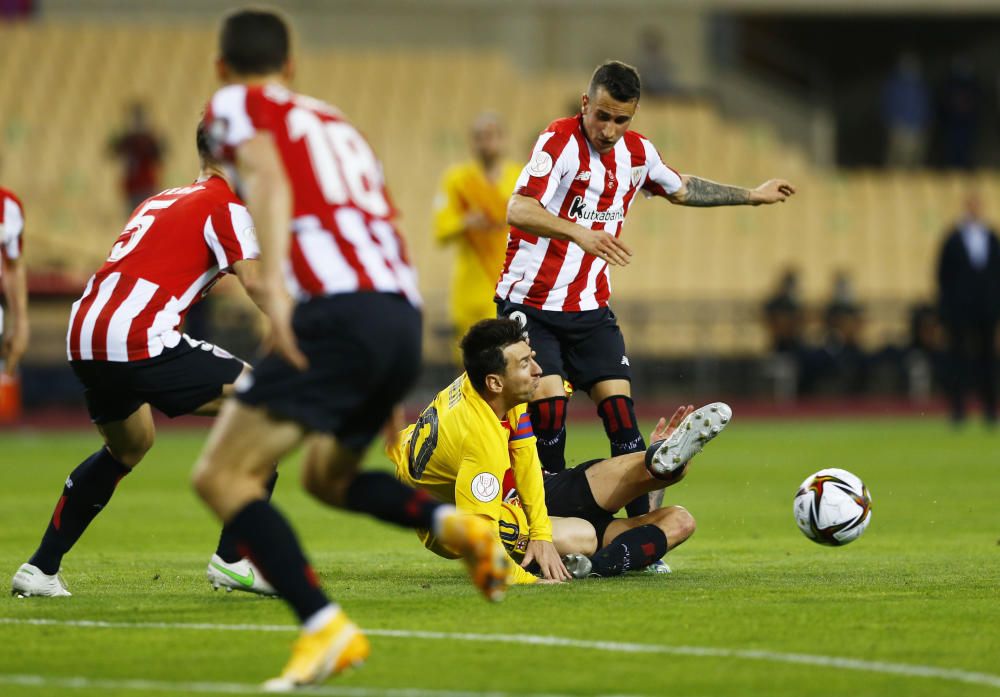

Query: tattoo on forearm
left=682, top=177, right=751, bottom=207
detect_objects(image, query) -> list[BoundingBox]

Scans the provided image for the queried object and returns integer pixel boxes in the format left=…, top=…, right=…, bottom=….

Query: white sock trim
left=302, top=604, right=340, bottom=634
left=431, top=504, right=456, bottom=537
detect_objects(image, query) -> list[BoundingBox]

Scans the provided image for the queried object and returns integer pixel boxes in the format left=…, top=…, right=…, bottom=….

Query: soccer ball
left=793, top=468, right=872, bottom=546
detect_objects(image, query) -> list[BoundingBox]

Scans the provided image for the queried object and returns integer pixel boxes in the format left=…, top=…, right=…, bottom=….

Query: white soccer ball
left=793, top=468, right=872, bottom=546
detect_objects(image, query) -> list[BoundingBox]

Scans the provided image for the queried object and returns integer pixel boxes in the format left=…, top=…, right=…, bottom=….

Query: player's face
left=502, top=341, right=542, bottom=403
left=581, top=88, right=637, bottom=154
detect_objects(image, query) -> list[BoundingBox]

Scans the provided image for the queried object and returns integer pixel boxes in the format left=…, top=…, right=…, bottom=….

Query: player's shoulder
left=208, top=83, right=251, bottom=115
left=544, top=116, right=581, bottom=136
left=624, top=129, right=654, bottom=149
left=155, top=179, right=238, bottom=218
left=540, top=116, right=582, bottom=145
left=0, top=186, right=23, bottom=207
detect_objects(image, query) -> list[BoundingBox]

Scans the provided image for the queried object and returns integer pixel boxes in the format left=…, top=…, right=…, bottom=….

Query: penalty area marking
left=2, top=617, right=1000, bottom=691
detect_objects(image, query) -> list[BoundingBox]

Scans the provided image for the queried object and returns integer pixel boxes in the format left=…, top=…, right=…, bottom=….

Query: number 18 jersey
left=204, top=83, right=420, bottom=306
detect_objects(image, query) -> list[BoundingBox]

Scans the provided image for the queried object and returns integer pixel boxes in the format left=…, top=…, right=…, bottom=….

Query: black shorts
left=543, top=459, right=616, bottom=544
left=495, top=299, right=630, bottom=392
left=237, top=292, right=422, bottom=452
left=71, top=337, right=245, bottom=424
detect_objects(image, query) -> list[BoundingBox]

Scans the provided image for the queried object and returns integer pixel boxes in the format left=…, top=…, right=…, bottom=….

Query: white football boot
left=11, top=563, right=71, bottom=598
left=206, top=554, right=278, bottom=597
left=648, top=402, right=732, bottom=478
left=640, top=559, right=672, bottom=574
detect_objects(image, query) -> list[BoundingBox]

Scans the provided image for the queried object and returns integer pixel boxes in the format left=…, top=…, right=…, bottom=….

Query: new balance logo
left=621, top=355, right=630, bottom=366
left=574, top=171, right=591, bottom=182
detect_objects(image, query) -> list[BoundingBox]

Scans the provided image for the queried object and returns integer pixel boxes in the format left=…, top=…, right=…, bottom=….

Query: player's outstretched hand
left=650, top=404, right=694, bottom=443
left=573, top=227, right=632, bottom=266
left=749, top=179, right=796, bottom=205
left=522, top=540, right=572, bottom=582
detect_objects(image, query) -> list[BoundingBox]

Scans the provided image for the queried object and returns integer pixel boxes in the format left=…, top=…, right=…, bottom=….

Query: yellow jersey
left=390, top=374, right=552, bottom=584
left=433, top=160, right=521, bottom=338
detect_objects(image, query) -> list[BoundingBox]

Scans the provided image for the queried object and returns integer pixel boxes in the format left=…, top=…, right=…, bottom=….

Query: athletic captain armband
left=509, top=412, right=533, bottom=442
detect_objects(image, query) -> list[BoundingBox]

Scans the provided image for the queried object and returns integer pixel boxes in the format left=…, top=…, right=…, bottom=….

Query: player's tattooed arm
left=669, top=176, right=796, bottom=207
left=673, top=176, right=751, bottom=206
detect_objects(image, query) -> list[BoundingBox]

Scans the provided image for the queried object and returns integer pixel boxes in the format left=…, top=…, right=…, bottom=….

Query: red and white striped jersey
left=0, top=187, right=25, bottom=330
left=495, top=115, right=683, bottom=312
left=204, top=83, right=420, bottom=306
left=66, top=177, right=259, bottom=362
left=0, top=186, right=24, bottom=270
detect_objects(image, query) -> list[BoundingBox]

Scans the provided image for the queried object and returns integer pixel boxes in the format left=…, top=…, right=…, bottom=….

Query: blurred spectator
left=904, top=303, right=946, bottom=401
left=108, top=102, right=165, bottom=215
left=763, top=268, right=804, bottom=353
left=820, top=272, right=869, bottom=394
left=432, top=112, right=520, bottom=364
left=938, top=56, right=981, bottom=171
left=635, top=28, right=678, bottom=98
left=882, top=53, right=930, bottom=169
left=761, top=268, right=804, bottom=401
left=0, top=0, right=35, bottom=19
left=936, top=193, right=1000, bottom=425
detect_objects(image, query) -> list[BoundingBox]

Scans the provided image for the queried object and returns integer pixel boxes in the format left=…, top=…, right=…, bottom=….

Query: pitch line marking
left=2, top=617, right=999, bottom=690
left=0, top=674, right=637, bottom=697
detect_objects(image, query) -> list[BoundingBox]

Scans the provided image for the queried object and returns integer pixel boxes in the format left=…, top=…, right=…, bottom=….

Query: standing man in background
left=109, top=102, right=166, bottom=216
left=433, top=113, right=520, bottom=364
left=937, top=193, right=1000, bottom=426
left=0, top=185, right=28, bottom=378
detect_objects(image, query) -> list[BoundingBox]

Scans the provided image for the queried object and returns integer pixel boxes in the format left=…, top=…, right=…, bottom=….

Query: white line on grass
left=0, top=674, right=629, bottom=697
left=2, top=617, right=999, bottom=690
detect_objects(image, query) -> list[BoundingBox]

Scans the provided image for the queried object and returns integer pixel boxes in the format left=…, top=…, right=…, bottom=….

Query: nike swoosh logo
left=210, top=562, right=255, bottom=587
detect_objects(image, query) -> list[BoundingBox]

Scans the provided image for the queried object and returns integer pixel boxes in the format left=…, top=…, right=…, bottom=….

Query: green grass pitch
left=1, top=418, right=998, bottom=696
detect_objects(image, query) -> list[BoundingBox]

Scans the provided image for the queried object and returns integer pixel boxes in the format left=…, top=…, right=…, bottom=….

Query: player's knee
left=301, top=462, right=351, bottom=506
left=664, top=505, right=696, bottom=544
left=106, top=436, right=153, bottom=468
left=552, top=517, right=599, bottom=555
left=190, top=462, right=217, bottom=502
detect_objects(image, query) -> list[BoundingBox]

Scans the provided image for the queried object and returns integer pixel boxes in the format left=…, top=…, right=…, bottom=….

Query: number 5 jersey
left=66, top=177, right=258, bottom=362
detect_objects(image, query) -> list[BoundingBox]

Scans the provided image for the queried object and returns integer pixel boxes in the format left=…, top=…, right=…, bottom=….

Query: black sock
left=597, top=395, right=648, bottom=517
left=529, top=396, right=568, bottom=474
left=589, top=525, right=667, bottom=577
left=344, top=472, right=441, bottom=529
left=28, top=448, right=131, bottom=575
left=214, top=470, right=278, bottom=563
left=227, top=500, right=329, bottom=624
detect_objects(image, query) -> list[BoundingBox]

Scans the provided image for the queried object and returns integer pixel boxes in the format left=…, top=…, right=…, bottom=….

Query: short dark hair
left=196, top=120, right=214, bottom=164
left=461, top=319, right=526, bottom=392
left=588, top=60, right=641, bottom=103
left=220, top=8, right=290, bottom=76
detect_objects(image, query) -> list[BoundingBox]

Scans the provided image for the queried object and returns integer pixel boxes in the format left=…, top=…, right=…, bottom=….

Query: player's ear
left=215, top=57, right=229, bottom=82
left=484, top=373, right=504, bottom=396
left=580, top=93, right=589, bottom=114
left=283, top=57, right=295, bottom=82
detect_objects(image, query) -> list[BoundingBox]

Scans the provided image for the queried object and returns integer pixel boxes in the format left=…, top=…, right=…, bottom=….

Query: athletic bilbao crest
left=631, top=166, right=647, bottom=188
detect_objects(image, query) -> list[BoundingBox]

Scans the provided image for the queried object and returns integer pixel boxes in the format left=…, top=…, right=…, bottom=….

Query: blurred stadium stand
left=3, top=2, right=1000, bottom=408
